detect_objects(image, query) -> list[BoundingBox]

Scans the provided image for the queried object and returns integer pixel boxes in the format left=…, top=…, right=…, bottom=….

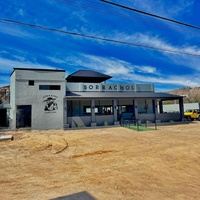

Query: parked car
left=184, top=109, right=200, bottom=121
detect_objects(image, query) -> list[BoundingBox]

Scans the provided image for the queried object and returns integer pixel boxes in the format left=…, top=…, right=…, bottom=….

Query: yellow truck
left=184, top=109, right=200, bottom=121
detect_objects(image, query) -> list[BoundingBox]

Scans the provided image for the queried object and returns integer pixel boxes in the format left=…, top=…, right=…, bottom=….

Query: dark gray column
left=179, top=98, right=184, bottom=120
left=91, top=100, right=95, bottom=122
left=153, top=99, right=158, bottom=120
left=153, top=99, right=158, bottom=116
left=159, top=100, right=163, bottom=113
left=63, top=98, right=69, bottom=129
left=113, top=99, right=118, bottom=122
left=91, top=100, right=96, bottom=125
left=134, top=99, right=138, bottom=120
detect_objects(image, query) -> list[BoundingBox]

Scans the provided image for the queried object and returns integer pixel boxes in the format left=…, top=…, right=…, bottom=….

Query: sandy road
left=0, top=122, right=200, bottom=200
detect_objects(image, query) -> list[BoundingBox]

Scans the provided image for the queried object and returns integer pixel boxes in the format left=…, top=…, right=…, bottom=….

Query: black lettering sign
left=89, top=85, right=93, bottom=90
left=120, top=85, right=124, bottom=90
left=82, top=83, right=136, bottom=92
left=126, top=86, right=130, bottom=90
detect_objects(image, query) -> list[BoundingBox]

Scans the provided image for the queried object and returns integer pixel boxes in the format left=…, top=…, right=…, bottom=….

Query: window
left=39, top=85, right=61, bottom=90
left=95, top=100, right=113, bottom=115
left=29, top=80, right=34, bottom=86
left=101, top=106, right=113, bottom=115
left=84, top=106, right=99, bottom=114
left=85, top=107, right=91, bottom=114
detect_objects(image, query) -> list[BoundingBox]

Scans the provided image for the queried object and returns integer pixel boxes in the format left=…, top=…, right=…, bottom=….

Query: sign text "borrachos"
left=83, top=84, right=135, bottom=92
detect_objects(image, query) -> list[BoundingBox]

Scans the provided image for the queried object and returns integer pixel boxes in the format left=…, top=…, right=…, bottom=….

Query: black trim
left=10, top=68, right=65, bottom=77
left=39, top=85, right=61, bottom=90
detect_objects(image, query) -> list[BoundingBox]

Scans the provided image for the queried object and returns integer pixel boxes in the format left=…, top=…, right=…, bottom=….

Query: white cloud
left=119, top=71, right=200, bottom=88
left=66, top=54, right=134, bottom=75
left=47, top=57, right=66, bottom=64
left=118, top=0, right=194, bottom=18
left=0, top=57, right=60, bottom=86
left=164, top=53, right=200, bottom=71
left=110, top=32, right=200, bottom=56
left=0, top=58, right=55, bottom=73
left=165, top=0, right=194, bottom=16
left=95, top=31, right=200, bottom=71
left=0, top=21, right=39, bottom=39
left=136, top=65, right=158, bottom=74
left=18, top=9, right=24, bottom=16
left=66, top=53, right=200, bottom=88
left=84, top=29, right=200, bottom=58
left=0, top=51, right=8, bottom=54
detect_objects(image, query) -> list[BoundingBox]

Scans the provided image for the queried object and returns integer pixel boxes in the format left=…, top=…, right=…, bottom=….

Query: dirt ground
left=0, top=122, right=200, bottom=200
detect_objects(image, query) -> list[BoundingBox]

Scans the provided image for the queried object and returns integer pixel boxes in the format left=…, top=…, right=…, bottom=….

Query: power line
left=54, top=0, right=165, bottom=26
left=100, top=0, right=200, bottom=30
left=53, top=0, right=200, bottom=36
left=0, top=18, right=200, bottom=56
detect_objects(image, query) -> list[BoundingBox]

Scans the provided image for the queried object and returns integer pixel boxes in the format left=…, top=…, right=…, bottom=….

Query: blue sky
left=0, top=0, right=200, bottom=91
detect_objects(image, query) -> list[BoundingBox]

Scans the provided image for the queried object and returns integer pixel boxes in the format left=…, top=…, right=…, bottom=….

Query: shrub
left=104, top=121, right=108, bottom=126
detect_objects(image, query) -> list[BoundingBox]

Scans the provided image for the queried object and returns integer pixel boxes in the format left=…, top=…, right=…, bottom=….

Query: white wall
left=10, top=72, right=16, bottom=129
left=162, top=103, right=200, bottom=113
left=10, top=69, right=66, bottom=130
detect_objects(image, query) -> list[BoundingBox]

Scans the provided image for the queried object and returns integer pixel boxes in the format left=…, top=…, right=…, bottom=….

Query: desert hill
left=168, top=87, right=200, bottom=103
left=0, top=85, right=10, bottom=104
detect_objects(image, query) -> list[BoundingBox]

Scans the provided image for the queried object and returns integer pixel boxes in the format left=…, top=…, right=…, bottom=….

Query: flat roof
left=66, top=92, right=183, bottom=100
left=10, top=68, right=65, bottom=76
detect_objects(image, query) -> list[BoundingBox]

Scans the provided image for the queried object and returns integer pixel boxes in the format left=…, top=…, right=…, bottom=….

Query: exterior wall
left=137, top=114, right=155, bottom=123
left=10, top=72, right=16, bottom=129
left=67, top=83, right=154, bottom=92
left=137, top=113, right=182, bottom=123
left=68, top=116, right=91, bottom=128
left=157, top=113, right=182, bottom=122
left=162, top=103, right=200, bottom=113
left=96, top=115, right=114, bottom=126
left=10, top=69, right=66, bottom=130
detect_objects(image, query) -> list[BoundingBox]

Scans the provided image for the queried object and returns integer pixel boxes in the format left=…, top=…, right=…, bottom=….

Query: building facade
left=9, top=68, right=184, bottom=130
left=10, top=68, right=66, bottom=130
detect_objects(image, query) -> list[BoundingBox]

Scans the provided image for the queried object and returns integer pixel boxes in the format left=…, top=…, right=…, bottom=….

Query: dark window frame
left=84, top=106, right=99, bottom=114
left=39, top=85, right=61, bottom=90
left=29, top=80, right=34, bottom=86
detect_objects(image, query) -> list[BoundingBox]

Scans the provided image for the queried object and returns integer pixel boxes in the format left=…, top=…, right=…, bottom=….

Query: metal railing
left=121, top=118, right=140, bottom=131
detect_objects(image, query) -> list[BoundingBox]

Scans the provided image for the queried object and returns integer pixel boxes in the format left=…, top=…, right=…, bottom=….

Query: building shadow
left=50, top=191, right=96, bottom=200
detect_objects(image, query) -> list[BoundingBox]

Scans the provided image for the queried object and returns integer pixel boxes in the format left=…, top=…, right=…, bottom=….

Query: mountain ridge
left=167, top=87, right=200, bottom=103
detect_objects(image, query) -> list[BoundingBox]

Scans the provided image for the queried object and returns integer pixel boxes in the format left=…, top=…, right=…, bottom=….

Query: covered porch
left=63, top=92, right=184, bottom=128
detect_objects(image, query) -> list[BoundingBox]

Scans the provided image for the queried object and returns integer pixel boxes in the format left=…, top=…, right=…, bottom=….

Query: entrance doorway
left=16, top=105, right=32, bottom=128
left=0, top=109, right=7, bottom=127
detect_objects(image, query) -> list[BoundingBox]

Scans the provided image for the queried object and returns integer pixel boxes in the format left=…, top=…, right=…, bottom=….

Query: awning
left=66, top=91, right=182, bottom=100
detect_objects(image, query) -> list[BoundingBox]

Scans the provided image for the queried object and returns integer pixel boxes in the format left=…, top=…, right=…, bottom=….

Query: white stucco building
left=10, top=68, right=66, bottom=129
left=8, top=68, right=184, bottom=130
